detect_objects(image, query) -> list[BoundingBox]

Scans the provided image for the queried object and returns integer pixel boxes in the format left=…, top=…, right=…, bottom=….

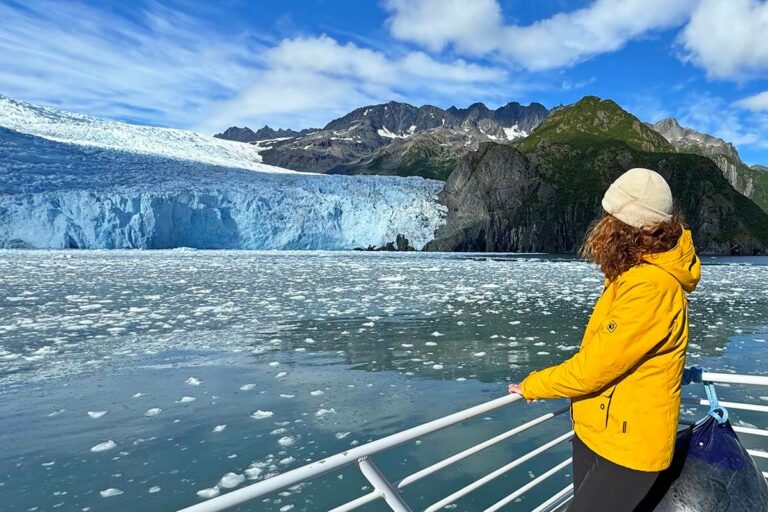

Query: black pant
left=567, top=435, right=659, bottom=512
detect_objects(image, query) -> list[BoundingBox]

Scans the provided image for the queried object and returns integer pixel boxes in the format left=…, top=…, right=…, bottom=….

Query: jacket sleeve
left=520, top=280, right=673, bottom=400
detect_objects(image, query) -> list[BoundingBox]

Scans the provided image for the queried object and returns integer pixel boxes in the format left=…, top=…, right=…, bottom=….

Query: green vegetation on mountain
left=515, top=96, right=673, bottom=154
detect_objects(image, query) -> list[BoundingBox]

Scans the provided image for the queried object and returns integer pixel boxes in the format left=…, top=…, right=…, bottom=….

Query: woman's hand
left=508, top=383, right=532, bottom=403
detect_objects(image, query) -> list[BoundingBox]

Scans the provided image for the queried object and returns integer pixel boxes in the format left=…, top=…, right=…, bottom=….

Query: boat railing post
left=358, top=456, right=413, bottom=512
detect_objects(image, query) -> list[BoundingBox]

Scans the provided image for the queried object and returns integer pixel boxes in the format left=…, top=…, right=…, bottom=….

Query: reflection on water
left=0, top=251, right=766, bottom=511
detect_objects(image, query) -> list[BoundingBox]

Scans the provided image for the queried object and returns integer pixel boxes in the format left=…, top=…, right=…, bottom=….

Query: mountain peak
left=651, top=118, right=740, bottom=162
left=516, top=95, right=672, bottom=153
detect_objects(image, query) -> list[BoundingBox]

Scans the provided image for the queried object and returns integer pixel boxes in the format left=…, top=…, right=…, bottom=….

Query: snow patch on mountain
left=503, top=125, right=527, bottom=140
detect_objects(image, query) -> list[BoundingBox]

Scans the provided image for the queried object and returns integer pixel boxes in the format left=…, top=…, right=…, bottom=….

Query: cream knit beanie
left=601, top=168, right=673, bottom=228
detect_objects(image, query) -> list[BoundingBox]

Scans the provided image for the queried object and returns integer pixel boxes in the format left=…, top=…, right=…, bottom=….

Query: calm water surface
left=1, top=251, right=766, bottom=511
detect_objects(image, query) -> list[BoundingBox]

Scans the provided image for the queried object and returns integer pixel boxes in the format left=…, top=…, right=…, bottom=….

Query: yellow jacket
left=521, top=228, right=701, bottom=472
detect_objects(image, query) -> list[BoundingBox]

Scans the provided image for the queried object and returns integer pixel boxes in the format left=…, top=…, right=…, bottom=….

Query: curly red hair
left=580, top=213, right=684, bottom=282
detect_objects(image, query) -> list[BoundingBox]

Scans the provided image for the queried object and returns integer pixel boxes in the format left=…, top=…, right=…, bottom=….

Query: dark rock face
left=356, top=234, right=415, bottom=251
left=427, top=144, right=557, bottom=252
left=213, top=126, right=258, bottom=143
left=428, top=141, right=768, bottom=255
left=214, top=125, right=315, bottom=143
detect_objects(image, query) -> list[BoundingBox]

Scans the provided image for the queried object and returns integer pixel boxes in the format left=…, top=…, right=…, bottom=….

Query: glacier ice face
left=0, top=97, right=446, bottom=249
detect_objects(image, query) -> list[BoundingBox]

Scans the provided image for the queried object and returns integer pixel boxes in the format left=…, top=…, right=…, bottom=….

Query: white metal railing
left=177, top=370, right=768, bottom=512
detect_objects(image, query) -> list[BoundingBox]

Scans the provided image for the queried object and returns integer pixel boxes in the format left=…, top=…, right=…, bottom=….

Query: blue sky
left=1, top=0, right=768, bottom=164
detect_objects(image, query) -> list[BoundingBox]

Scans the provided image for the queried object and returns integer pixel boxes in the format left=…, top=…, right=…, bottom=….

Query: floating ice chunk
left=218, top=472, right=246, bottom=489
left=148, top=486, right=161, bottom=493
left=335, top=432, right=351, bottom=439
left=473, top=352, right=486, bottom=357
left=432, top=364, right=444, bottom=369
left=213, top=425, right=227, bottom=433
left=185, top=377, right=202, bottom=386
left=177, top=396, right=196, bottom=403
left=280, top=505, right=295, bottom=512
left=425, top=341, right=437, bottom=346
left=100, top=488, right=123, bottom=497
left=456, top=377, right=467, bottom=382
left=431, top=331, right=444, bottom=337
left=251, top=410, right=274, bottom=420
left=278, top=436, right=295, bottom=447
left=275, top=372, right=288, bottom=378
left=245, top=467, right=263, bottom=479
left=279, top=456, right=295, bottom=465
left=310, top=390, right=324, bottom=396
left=91, top=440, right=116, bottom=452
left=145, top=408, right=162, bottom=417
left=316, top=408, right=336, bottom=417
left=240, top=384, right=256, bottom=391
left=88, top=411, right=107, bottom=419
left=197, top=486, right=220, bottom=499
left=269, top=361, right=280, bottom=367
left=280, top=394, right=295, bottom=398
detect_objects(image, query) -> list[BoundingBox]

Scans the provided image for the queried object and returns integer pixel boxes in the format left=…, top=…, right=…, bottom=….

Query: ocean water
left=1, top=251, right=766, bottom=512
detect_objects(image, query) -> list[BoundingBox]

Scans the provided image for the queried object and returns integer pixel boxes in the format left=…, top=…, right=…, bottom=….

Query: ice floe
left=90, top=440, right=116, bottom=452
left=218, top=472, right=246, bottom=489
left=197, top=486, right=220, bottom=499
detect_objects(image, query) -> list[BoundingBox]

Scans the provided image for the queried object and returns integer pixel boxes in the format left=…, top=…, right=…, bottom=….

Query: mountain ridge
left=215, top=100, right=550, bottom=177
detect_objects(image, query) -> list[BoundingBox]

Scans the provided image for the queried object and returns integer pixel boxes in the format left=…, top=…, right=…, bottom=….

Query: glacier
left=0, top=97, right=445, bottom=249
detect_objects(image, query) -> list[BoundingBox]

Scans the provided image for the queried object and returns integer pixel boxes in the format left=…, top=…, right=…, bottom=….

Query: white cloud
left=384, top=0, right=503, bottom=54
left=0, top=1, right=261, bottom=128
left=678, top=0, right=768, bottom=79
left=198, top=35, right=508, bottom=133
left=0, top=2, right=509, bottom=133
left=384, top=0, right=697, bottom=71
left=734, top=91, right=768, bottom=111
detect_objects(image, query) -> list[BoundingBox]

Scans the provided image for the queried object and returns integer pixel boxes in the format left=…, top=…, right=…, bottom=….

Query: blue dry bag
left=642, top=379, right=768, bottom=511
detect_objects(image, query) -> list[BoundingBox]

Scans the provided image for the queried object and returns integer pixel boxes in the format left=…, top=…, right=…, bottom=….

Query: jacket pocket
left=572, top=385, right=615, bottom=433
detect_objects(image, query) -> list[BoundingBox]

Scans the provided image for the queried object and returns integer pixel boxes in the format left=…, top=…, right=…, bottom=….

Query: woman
left=508, top=168, right=701, bottom=512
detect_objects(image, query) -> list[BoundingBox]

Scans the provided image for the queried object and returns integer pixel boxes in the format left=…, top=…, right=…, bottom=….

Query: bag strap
left=682, top=366, right=728, bottom=424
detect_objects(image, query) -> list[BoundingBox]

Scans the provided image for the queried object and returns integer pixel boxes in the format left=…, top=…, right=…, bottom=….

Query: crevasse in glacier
left=0, top=97, right=446, bottom=249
